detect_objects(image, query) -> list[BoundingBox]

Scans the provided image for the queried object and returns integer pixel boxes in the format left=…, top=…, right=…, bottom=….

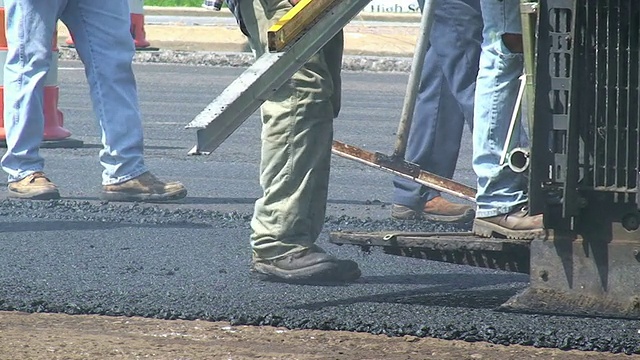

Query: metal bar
left=562, top=0, right=580, bottom=218
left=500, top=74, right=527, bottom=166
left=593, top=1, right=598, bottom=187
left=329, top=231, right=531, bottom=273
left=330, top=231, right=528, bottom=252
left=332, top=140, right=476, bottom=202
left=608, top=1, right=618, bottom=189
left=267, top=0, right=339, bottom=52
left=185, top=0, right=371, bottom=155
left=637, top=0, right=640, bottom=208
left=625, top=0, right=632, bottom=192
left=391, top=0, right=437, bottom=159
left=527, top=0, right=553, bottom=214
left=520, top=1, right=538, bottom=138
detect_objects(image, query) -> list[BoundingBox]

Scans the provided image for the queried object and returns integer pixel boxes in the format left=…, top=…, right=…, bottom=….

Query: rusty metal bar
left=332, top=141, right=476, bottom=202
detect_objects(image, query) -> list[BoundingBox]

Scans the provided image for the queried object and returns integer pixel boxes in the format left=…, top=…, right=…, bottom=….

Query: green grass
left=145, top=0, right=204, bottom=7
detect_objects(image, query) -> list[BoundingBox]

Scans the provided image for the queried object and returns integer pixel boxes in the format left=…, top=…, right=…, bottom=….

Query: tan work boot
left=391, top=196, right=474, bottom=223
left=101, top=171, right=187, bottom=202
left=7, top=172, right=60, bottom=200
left=423, top=196, right=475, bottom=223
left=473, top=205, right=544, bottom=240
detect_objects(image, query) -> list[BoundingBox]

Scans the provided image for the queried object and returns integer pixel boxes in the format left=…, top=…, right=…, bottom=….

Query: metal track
left=330, top=231, right=530, bottom=273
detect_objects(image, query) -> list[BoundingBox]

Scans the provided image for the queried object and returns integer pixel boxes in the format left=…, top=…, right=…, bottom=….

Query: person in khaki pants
left=225, top=0, right=361, bottom=283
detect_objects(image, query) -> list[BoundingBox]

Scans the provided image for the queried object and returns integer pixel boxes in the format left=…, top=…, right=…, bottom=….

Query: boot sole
left=473, top=218, right=543, bottom=240
left=423, top=208, right=476, bottom=224
left=100, top=187, right=187, bottom=203
left=391, top=205, right=421, bottom=220
left=7, top=188, right=61, bottom=200
left=252, top=261, right=361, bottom=284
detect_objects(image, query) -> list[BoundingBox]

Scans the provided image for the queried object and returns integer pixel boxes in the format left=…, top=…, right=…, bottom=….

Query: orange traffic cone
left=0, top=5, right=82, bottom=148
left=65, top=0, right=157, bottom=51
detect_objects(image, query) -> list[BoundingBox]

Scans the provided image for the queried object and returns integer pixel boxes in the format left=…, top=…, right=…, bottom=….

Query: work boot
left=391, top=204, right=422, bottom=220
left=7, top=172, right=60, bottom=200
left=252, top=245, right=361, bottom=284
left=101, top=171, right=187, bottom=202
left=391, top=196, right=475, bottom=223
left=423, top=196, right=475, bottom=223
left=473, top=205, right=544, bottom=240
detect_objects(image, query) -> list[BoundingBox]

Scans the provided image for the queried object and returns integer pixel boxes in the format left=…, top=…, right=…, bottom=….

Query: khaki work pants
left=238, top=0, right=344, bottom=260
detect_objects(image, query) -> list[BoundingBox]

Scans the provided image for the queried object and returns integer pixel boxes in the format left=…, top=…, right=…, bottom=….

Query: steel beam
left=267, top=0, right=340, bottom=52
left=185, top=0, right=371, bottom=155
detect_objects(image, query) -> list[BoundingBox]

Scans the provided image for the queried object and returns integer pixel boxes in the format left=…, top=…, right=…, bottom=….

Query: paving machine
left=186, top=0, right=640, bottom=319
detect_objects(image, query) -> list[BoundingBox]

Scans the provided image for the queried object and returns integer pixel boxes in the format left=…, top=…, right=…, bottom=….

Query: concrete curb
left=57, top=7, right=418, bottom=72
left=59, top=48, right=413, bottom=73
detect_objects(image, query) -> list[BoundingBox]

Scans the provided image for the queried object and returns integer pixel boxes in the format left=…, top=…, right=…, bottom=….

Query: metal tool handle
left=392, top=0, right=437, bottom=159
left=500, top=73, right=527, bottom=166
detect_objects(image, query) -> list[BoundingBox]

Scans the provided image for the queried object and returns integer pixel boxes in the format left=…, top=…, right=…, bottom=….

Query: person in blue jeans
left=2, top=0, right=187, bottom=202
left=391, top=0, right=482, bottom=223
left=471, top=0, right=543, bottom=239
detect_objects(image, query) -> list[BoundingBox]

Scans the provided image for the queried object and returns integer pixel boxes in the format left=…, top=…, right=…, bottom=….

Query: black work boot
left=252, top=246, right=361, bottom=284
left=473, top=205, right=544, bottom=240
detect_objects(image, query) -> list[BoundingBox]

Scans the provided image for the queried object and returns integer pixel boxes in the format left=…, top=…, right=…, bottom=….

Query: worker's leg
left=472, top=0, right=542, bottom=238
left=391, top=47, right=463, bottom=210
left=473, top=0, right=525, bottom=216
left=60, top=0, right=147, bottom=185
left=2, top=0, right=62, bottom=182
left=60, top=0, right=186, bottom=202
left=392, top=0, right=481, bottom=222
left=240, top=0, right=357, bottom=282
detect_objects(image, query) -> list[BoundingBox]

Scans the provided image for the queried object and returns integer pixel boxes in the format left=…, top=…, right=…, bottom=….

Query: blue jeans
left=473, top=0, right=527, bottom=217
left=2, top=0, right=148, bottom=185
left=392, top=0, right=482, bottom=209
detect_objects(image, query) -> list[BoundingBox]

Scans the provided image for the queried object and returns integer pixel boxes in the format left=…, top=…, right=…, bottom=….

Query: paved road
left=1, top=62, right=639, bottom=354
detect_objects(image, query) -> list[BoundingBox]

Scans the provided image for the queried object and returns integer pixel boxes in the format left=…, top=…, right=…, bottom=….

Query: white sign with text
left=362, top=0, right=421, bottom=13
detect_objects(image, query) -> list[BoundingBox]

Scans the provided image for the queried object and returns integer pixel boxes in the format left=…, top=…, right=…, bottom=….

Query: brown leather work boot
left=391, top=196, right=475, bottom=223
left=7, top=172, right=60, bottom=200
left=101, top=171, right=187, bottom=202
left=473, top=205, right=544, bottom=240
left=423, top=196, right=475, bottom=223
left=252, top=245, right=361, bottom=284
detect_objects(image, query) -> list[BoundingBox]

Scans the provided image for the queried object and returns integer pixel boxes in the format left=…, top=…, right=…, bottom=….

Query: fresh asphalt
left=1, top=62, right=639, bottom=354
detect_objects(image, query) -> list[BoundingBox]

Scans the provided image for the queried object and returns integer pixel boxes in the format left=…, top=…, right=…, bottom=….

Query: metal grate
left=573, top=0, right=640, bottom=194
